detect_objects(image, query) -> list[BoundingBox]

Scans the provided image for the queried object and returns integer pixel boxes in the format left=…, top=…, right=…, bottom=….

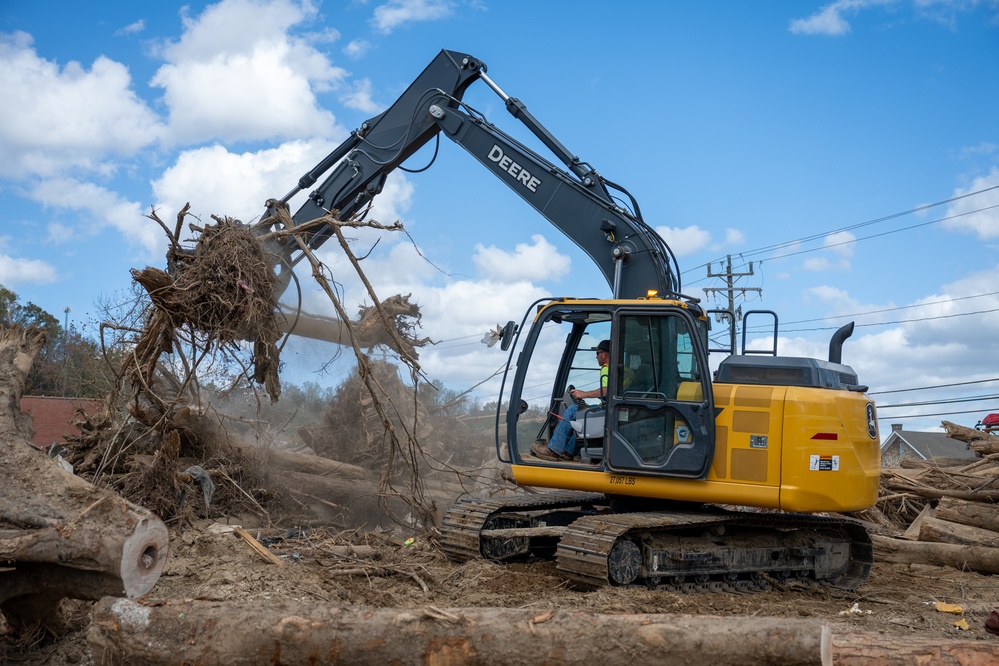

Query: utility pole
left=703, top=255, right=761, bottom=352
left=62, top=306, right=70, bottom=397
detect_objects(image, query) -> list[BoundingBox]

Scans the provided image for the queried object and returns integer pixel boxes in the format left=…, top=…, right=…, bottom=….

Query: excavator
left=258, top=50, right=881, bottom=592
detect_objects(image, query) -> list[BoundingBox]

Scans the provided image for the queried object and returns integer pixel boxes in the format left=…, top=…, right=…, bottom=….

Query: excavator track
left=557, top=510, right=873, bottom=591
left=441, top=492, right=873, bottom=593
left=440, top=491, right=604, bottom=563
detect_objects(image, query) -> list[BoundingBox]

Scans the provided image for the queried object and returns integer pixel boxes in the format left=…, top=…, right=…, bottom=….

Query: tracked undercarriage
left=441, top=491, right=873, bottom=592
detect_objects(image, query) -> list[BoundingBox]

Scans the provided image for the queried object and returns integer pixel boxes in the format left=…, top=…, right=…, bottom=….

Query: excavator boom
left=262, top=49, right=680, bottom=300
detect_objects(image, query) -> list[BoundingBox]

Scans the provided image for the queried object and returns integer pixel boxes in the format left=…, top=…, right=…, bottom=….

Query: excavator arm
left=263, top=49, right=680, bottom=300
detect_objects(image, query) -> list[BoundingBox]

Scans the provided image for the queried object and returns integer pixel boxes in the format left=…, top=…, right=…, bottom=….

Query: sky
left=1, top=0, right=997, bottom=437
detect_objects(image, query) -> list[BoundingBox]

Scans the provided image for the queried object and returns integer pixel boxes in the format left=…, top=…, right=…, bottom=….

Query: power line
left=737, top=290, right=999, bottom=334
left=877, top=393, right=999, bottom=409
left=776, top=305, right=999, bottom=333
left=877, top=407, right=997, bottom=421
left=869, top=377, right=999, bottom=395
left=762, top=204, right=999, bottom=264
left=766, top=291, right=999, bottom=328
left=683, top=183, right=999, bottom=278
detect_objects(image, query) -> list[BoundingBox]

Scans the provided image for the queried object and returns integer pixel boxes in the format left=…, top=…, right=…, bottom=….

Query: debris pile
left=46, top=200, right=506, bottom=537
left=866, top=420, right=999, bottom=575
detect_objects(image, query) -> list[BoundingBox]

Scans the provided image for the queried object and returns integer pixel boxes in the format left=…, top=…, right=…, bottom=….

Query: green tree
left=1, top=285, right=111, bottom=398
left=0, top=286, right=60, bottom=332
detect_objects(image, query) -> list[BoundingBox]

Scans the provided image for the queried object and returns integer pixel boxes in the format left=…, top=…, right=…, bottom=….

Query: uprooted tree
left=69, top=201, right=488, bottom=533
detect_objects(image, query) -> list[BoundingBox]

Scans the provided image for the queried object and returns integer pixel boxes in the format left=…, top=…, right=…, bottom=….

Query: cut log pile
left=871, top=421, right=999, bottom=575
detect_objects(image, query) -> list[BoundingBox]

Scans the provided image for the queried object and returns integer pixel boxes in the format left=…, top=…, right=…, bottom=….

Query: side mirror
left=499, top=321, right=518, bottom=351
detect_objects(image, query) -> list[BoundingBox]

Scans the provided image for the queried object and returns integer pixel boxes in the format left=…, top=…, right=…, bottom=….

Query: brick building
left=19, top=396, right=103, bottom=450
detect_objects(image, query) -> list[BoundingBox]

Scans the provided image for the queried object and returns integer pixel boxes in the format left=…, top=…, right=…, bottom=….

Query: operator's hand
left=569, top=388, right=580, bottom=400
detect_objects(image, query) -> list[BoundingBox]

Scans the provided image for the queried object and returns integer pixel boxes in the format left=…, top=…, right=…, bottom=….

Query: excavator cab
left=501, top=297, right=715, bottom=479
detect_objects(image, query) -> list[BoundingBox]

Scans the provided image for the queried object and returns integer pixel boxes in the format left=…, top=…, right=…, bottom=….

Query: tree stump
left=0, top=326, right=168, bottom=632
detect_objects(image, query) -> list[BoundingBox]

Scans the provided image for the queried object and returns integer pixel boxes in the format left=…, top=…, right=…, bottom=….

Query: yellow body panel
left=513, top=382, right=880, bottom=513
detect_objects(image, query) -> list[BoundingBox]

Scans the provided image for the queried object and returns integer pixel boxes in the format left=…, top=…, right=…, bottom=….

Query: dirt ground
left=4, top=514, right=998, bottom=664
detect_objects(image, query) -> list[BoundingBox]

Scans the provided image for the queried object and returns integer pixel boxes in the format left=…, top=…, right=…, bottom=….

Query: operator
left=531, top=340, right=610, bottom=462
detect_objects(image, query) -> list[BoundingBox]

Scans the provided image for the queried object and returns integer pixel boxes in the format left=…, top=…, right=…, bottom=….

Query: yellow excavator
left=260, top=50, right=881, bottom=591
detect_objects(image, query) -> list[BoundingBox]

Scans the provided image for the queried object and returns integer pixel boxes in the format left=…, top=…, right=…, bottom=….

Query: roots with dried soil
left=70, top=202, right=492, bottom=535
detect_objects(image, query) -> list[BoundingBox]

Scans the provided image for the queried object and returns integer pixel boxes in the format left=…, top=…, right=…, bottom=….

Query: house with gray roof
left=880, top=423, right=979, bottom=468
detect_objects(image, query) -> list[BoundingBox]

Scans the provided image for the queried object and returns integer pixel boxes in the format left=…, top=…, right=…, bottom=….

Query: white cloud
left=806, top=285, right=899, bottom=324
left=785, top=268, right=999, bottom=431
left=790, top=2, right=856, bottom=36
left=371, top=0, right=454, bottom=34
left=472, top=234, right=571, bottom=283
left=789, top=0, right=987, bottom=36
left=151, top=139, right=341, bottom=224
left=943, top=167, right=999, bottom=240
left=115, top=20, right=146, bottom=37
left=341, top=78, right=381, bottom=114
left=654, top=225, right=712, bottom=257
left=412, top=276, right=555, bottom=393
left=823, top=230, right=857, bottom=256
left=0, top=251, right=59, bottom=286
left=28, top=178, right=157, bottom=256
left=150, top=0, right=347, bottom=144
left=343, top=39, right=371, bottom=60
left=903, top=266, right=999, bottom=340
left=0, top=32, right=163, bottom=178
left=802, top=256, right=850, bottom=271
left=724, top=228, right=746, bottom=246
left=959, top=142, right=999, bottom=159
left=789, top=0, right=899, bottom=36
left=800, top=231, right=856, bottom=271
left=367, top=172, right=415, bottom=225
left=807, top=284, right=855, bottom=306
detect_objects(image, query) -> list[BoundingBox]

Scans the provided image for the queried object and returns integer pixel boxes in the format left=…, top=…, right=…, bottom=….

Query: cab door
left=606, top=309, right=715, bottom=478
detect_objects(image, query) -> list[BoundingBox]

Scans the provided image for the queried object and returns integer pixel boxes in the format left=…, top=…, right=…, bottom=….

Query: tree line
left=0, top=286, right=114, bottom=399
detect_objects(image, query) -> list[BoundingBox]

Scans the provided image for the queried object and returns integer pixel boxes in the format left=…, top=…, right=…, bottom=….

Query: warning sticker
left=809, top=455, right=840, bottom=471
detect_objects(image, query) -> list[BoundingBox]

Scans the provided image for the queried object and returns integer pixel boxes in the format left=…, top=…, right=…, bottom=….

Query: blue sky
left=1, top=0, right=997, bottom=435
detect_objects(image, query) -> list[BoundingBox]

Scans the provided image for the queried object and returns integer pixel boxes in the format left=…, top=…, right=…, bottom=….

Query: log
left=277, top=294, right=429, bottom=357
left=0, top=326, right=168, bottom=631
left=918, top=516, right=999, bottom=548
left=830, top=632, right=999, bottom=665
left=872, top=534, right=999, bottom=574
left=970, top=440, right=999, bottom=455
left=879, top=474, right=999, bottom=502
left=936, top=496, right=999, bottom=532
left=942, top=420, right=992, bottom=445
left=88, top=598, right=999, bottom=666
left=900, top=502, right=934, bottom=540
left=89, top=598, right=835, bottom=666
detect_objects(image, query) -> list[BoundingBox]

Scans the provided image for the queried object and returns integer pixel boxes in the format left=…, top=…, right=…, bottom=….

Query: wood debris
left=867, top=420, right=999, bottom=574
left=0, top=326, right=168, bottom=635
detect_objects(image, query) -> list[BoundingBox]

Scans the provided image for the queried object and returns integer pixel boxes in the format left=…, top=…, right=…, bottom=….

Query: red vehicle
left=976, top=413, right=999, bottom=433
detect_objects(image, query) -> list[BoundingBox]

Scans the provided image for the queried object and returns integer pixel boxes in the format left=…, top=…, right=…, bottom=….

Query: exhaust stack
left=828, top=321, right=855, bottom=364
